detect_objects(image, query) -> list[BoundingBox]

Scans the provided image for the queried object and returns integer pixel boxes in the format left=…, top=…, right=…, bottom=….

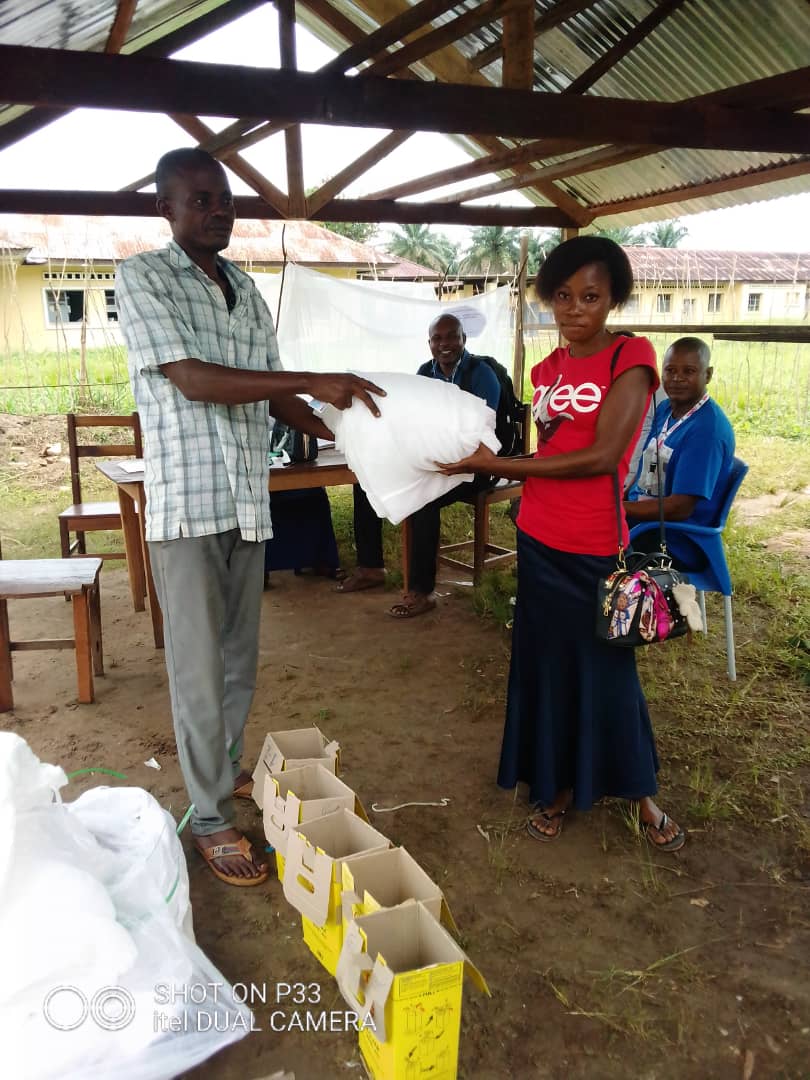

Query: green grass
left=0, top=346, right=134, bottom=413
left=3, top=339, right=808, bottom=436
left=523, top=334, right=810, bottom=439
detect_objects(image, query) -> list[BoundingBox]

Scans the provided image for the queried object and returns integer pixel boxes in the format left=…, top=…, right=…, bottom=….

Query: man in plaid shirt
left=116, top=148, right=382, bottom=887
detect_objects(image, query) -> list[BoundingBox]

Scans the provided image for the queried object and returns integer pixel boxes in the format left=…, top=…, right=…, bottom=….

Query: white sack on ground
left=0, top=733, right=253, bottom=1080
left=324, top=371, right=500, bottom=525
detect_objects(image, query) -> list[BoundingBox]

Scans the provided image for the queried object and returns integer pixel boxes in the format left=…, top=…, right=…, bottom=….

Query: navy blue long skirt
left=264, top=488, right=339, bottom=573
left=498, top=529, right=659, bottom=810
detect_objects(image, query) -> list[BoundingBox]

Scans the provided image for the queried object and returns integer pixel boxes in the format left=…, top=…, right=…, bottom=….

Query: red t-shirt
left=517, top=335, right=659, bottom=556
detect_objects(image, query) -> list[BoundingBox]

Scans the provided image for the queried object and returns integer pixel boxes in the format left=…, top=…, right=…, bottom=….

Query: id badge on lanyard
left=639, top=440, right=673, bottom=496
left=639, top=393, right=709, bottom=497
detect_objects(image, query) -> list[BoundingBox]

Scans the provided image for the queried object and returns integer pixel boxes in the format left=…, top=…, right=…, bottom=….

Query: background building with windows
left=524, top=247, right=810, bottom=332
left=614, top=248, right=808, bottom=326
left=0, top=215, right=398, bottom=353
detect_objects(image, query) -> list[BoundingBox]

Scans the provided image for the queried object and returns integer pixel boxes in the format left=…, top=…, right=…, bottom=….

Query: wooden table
left=97, top=450, right=360, bottom=649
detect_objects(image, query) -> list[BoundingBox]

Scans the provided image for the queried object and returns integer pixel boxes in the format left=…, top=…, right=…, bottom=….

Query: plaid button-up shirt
left=116, top=241, right=280, bottom=542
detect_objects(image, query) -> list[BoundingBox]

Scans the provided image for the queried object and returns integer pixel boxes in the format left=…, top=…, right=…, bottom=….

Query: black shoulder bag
left=270, top=421, right=318, bottom=464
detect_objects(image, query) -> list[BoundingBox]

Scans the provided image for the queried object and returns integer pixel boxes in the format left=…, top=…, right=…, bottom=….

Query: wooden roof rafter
left=563, top=0, right=689, bottom=96
left=363, top=0, right=528, bottom=79
left=0, top=1, right=809, bottom=230
left=469, top=0, right=599, bottom=72
left=7, top=48, right=806, bottom=154
left=105, top=0, right=140, bottom=55
left=0, top=0, right=266, bottom=154
left=0, top=188, right=574, bottom=227
left=429, top=0, right=688, bottom=217
left=590, top=158, right=810, bottom=217
left=409, top=63, right=810, bottom=211
left=120, top=0, right=481, bottom=207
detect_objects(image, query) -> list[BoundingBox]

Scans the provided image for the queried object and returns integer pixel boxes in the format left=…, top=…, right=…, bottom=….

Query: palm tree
left=321, top=221, right=378, bottom=244
left=462, top=225, right=520, bottom=275
left=387, top=224, right=457, bottom=272
left=527, top=228, right=563, bottom=274
left=588, top=224, right=646, bottom=245
left=644, top=219, right=689, bottom=247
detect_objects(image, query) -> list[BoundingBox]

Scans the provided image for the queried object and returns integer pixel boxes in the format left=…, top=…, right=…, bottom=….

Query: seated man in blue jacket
left=624, top=336, right=735, bottom=569
left=337, top=312, right=501, bottom=618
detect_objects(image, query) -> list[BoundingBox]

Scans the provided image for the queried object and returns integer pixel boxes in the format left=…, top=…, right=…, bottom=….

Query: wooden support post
left=278, top=0, right=305, bottom=219
left=558, top=227, right=580, bottom=346
left=502, top=0, right=535, bottom=90
left=513, top=230, right=529, bottom=399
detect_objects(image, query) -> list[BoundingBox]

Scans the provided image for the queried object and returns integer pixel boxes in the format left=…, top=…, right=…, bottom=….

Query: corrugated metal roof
left=625, top=246, right=810, bottom=283
left=440, top=0, right=810, bottom=224
left=1, top=0, right=809, bottom=226
left=0, top=0, right=222, bottom=127
left=0, top=214, right=393, bottom=268
left=372, top=253, right=440, bottom=279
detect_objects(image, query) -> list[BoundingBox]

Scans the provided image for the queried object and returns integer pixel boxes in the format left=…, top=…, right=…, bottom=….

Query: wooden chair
left=437, top=403, right=533, bottom=586
left=0, top=549, right=104, bottom=711
left=58, top=413, right=143, bottom=560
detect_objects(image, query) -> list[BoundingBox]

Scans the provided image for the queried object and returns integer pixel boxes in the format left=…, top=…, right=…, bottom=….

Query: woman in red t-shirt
left=439, top=237, right=685, bottom=852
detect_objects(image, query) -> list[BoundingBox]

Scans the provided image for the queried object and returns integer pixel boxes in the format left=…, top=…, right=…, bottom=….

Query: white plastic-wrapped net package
left=0, top=733, right=254, bottom=1080
left=321, top=371, right=500, bottom=525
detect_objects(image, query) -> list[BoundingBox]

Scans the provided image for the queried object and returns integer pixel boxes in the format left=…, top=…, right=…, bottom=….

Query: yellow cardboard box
left=262, top=764, right=366, bottom=882
left=251, top=726, right=339, bottom=809
left=340, top=846, right=458, bottom=935
left=336, top=900, right=489, bottom=1080
left=283, top=808, right=390, bottom=976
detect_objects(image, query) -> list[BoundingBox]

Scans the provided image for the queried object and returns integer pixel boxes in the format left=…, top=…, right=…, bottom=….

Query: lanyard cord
left=656, top=393, right=709, bottom=448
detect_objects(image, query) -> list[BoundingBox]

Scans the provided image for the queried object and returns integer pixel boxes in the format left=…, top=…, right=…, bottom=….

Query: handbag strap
left=608, top=340, right=666, bottom=564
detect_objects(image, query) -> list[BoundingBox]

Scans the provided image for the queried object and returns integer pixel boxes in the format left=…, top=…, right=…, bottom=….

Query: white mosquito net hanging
left=250, top=264, right=513, bottom=374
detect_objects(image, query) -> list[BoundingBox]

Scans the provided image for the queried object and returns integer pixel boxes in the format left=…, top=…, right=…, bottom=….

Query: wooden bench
left=436, top=403, right=533, bottom=586
left=0, top=558, right=104, bottom=711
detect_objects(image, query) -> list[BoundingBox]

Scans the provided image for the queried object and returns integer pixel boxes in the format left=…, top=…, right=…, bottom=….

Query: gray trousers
left=148, top=530, right=265, bottom=836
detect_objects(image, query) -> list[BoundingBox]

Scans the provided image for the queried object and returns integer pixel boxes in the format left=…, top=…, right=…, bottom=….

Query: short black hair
left=535, top=235, right=634, bottom=306
left=155, top=148, right=224, bottom=197
left=666, top=336, right=711, bottom=369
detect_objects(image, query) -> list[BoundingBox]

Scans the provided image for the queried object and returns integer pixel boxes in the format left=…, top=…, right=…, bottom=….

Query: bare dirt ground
left=3, top=415, right=810, bottom=1079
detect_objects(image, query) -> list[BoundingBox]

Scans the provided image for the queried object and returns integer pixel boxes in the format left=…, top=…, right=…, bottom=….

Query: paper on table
left=118, top=459, right=145, bottom=473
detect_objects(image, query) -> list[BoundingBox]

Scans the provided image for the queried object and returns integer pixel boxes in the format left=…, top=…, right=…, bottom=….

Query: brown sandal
left=387, top=593, right=436, bottom=619
left=526, top=807, right=566, bottom=842
left=194, top=834, right=270, bottom=887
left=334, top=570, right=385, bottom=593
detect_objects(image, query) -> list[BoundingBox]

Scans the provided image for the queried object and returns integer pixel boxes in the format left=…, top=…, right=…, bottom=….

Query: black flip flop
left=644, top=812, right=686, bottom=852
left=526, top=807, right=566, bottom=842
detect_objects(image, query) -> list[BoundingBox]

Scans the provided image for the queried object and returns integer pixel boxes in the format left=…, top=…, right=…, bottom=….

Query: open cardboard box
left=283, top=808, right=390, bottom=975
left=263, top=764, right=367, bottom=881
left=335, top=900, right=489, bottom=1080
left=341, top=846, right=458, bottom=935
left=251, top=726, right=339, bottom=809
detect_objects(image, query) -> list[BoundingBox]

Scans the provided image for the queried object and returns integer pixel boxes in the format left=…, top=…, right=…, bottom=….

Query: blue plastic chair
left=629, top=456, right=749, bottom=681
